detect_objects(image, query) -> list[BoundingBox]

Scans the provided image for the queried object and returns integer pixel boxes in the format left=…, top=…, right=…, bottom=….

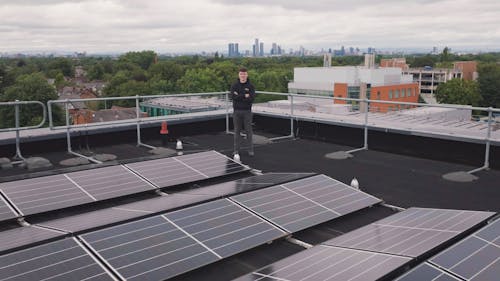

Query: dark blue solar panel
left=429, top=219, right=500, bottom=281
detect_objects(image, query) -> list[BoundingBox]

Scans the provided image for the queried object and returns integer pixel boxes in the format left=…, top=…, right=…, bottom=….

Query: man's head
left=238, top=67, right=248, bottom=83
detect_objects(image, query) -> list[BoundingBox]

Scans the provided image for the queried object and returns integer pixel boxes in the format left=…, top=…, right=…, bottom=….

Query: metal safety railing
left=0, top=100, right=47, bottom=162
left=47, top=93, right=228, bottom=163
left=252, top=91, right=499, bottom=175
left=2, top=91, right=498, bottom=176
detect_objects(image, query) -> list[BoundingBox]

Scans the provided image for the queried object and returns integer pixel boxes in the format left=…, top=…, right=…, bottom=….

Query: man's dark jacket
left=230, top=79, right=256, bottom=111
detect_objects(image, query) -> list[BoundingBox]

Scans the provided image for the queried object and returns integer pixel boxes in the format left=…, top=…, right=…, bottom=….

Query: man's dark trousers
left=233, top=110, right=253, bottom=154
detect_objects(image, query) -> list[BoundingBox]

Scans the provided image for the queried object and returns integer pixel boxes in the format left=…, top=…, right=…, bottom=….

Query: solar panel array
left=234, top=245, right=411, bottom=281
left=236, top=208, right=495, bottom=281
left=126, top=150, right=248, bottom=187
left=0, top=150, right=248, bottom=218
left=231, top=174, right=381, bottom=233
left=80, top=198, right=286, bottom=281
left=0, top=238, right=117, bottom=281
left=324, top=208, right=495, bottom=257
left=398, top=218, right=499, bottom=281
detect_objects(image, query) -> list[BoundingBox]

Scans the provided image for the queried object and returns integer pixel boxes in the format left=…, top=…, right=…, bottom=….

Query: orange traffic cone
left=160, top=121, right=168, bottom=146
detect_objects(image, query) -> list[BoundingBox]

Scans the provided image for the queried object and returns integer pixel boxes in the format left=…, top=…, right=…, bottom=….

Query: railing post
left=364, top=98, right=369, bottom=149
left=13, top=100, right=25, bottom=160
left=65, top=100, right=72, bottom=153
left=290, top=94, right=294, bottom=137
left=225, top=92, right=230, bottom=134
left=484, top=108, right=492, bottom=169
left=136, top=95, right=141, bottom=147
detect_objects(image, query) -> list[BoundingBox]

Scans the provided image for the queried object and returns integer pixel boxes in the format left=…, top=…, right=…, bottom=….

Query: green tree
left=120, top=51, right=157, bottom=70
left=54, top=72, right=66, bottom=89
left=47, top=57, right=74, bottom=77
left=87, top=63, right=105, bottom=80
left=0, top=73, right=63, bottom=128
left=477, top=63, right=500, bottom=108
left=435, top=78, right=482, bottom=106
left=177, top=68, right=224, bottom=93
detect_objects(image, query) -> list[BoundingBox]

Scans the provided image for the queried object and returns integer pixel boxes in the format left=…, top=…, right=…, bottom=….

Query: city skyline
left=1, top=0, right=499, bottom=54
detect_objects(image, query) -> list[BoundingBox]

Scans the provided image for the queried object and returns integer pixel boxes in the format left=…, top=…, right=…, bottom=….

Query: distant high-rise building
left=253, top=38, right=260, bottom=57
left=228, top=43, right=240, bottom=57
left=228, top=43, right=235, bottom=57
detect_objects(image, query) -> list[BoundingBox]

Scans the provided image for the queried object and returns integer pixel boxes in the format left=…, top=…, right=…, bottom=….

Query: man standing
left=230, top=67, right=256, bottom=156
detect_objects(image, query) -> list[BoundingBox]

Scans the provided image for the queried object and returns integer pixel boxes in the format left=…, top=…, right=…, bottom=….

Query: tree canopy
left=435, top=78, right=482, bottom=106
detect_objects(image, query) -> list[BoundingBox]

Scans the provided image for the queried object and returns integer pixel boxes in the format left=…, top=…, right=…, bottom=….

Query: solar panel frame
left=65, top=165, right=156, bottom=200
left=0, top=237, right=117, bottom=281
left=234, top=245, right=412, bottom=281
left=0, top=193, right=18, bottom=222
left=323, top=208, right=495, bottom=258
left=0, top=174, right=95, bottom=216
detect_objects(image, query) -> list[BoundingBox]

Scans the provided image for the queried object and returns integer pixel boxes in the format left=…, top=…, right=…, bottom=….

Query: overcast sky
left=0, top=0, right=499, bottom=54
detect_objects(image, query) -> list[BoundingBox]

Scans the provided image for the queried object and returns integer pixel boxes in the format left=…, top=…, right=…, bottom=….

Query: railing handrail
left=47, top=92, right=228, bottom=129
left=0, top=100, right=47, bottom=132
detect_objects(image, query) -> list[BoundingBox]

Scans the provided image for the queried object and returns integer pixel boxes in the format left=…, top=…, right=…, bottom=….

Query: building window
left=389, top=90, right=393, bottom=99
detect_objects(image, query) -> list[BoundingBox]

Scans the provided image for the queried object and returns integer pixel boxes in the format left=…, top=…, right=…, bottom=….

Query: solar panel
left=428, top=219, right=500, bottom=281
left=324, top=208, right=495, bottom=258
left=231, top=185, right=338, bottom=233
left=177, top=150, right=248, bottom=178
left=281, top=174, right=381, bottom=215
left=234, top=245, right=411, bottom=281
left=0, top=237, right=116, bottom=281
left=0, top=225, right=66, bottom=254
left=0, top=174, right=95, bottom=216
left=231, top=175, right=381, bottom=233
left=37, top=193, right=214, bottom=234
left=65, top=165, right=156, bottom=200
left=126, top=150, right=249, bottom=188
left=0, top=194, right=17, bottom=222
left=179, top=172, right=316, bottom=198
left=164, top=198, right=286, bottom=258
left=80, top=215, right=220, bottom=281
left=395, top=262, right=462, bottom=281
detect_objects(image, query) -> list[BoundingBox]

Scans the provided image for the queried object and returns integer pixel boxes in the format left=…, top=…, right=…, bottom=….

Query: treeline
left=1, top=50, right=500, bottom=128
